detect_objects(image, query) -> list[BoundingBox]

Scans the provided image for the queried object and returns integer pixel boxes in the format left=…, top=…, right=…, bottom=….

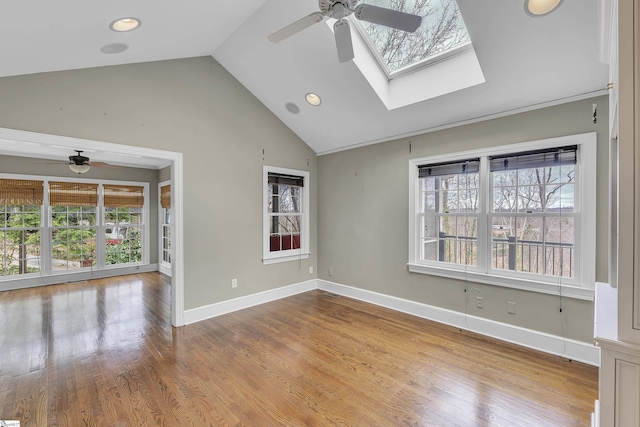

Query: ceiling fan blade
left=334, top=20, right=354, bottom=63
left=268, top=12, right=325, bottom=43
left=32, top=161, right=68, bottom=165
left=89, top=161, right=120, bottom=168
left=354, top=4, right=422, bottom=33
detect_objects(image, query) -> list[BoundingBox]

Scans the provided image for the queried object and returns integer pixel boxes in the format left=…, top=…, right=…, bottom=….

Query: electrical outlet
left=309, top=266, right=313, bottom=274
left=507, top=301, right=516, bottom=314
left=232, top=278, right=237, bottom=288
left=328, top=268, right=333, bottom=276
left=476, top=296, right=483, bottom=309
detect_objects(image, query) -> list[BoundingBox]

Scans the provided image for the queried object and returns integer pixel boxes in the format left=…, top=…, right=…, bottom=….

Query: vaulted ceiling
left=0, top=0, right=608, bottom=160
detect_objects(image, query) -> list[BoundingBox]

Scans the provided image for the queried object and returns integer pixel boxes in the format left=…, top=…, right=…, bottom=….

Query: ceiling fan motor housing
left=319, top=0, right=358, bottom=18
left=69, top=151, right=90, bottom=165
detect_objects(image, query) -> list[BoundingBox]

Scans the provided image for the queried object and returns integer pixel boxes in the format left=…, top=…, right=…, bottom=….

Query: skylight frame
left=348, top=0, right=472, bottom=80
left=350, top=18, right=472, bottom=80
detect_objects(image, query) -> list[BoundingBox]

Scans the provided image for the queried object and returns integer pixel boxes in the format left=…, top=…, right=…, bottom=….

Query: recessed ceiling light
left=110, top=17, right=142, bottom=32
left=524, top=0, right=564, bottom=17
left=100, top=43, right=129, bottom=54
left=305, top=93, right=322, bottom=106
left=285, top=102, right=300, bottom=114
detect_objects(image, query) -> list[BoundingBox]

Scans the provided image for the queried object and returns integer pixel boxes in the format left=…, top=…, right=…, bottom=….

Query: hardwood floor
left=0, top=273, right=597, bottom=426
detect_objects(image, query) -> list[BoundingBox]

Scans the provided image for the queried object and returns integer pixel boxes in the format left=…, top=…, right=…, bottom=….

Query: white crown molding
left=317, top=90, right=608, bottom=156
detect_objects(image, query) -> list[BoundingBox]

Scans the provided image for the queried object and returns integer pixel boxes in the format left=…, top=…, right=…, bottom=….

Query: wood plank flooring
left=0, top=273, right=598, bottom=426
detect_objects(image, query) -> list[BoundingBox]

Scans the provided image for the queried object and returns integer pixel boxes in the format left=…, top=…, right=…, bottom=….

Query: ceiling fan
left=35, top=150, right=120, bottom=174
left=68, top=150, right=119, bottom=173
left=268, top=0, right=423, bottom=63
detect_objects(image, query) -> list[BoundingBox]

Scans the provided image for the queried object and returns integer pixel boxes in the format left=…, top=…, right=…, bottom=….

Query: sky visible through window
left=360, top=0, right=470, bottom=73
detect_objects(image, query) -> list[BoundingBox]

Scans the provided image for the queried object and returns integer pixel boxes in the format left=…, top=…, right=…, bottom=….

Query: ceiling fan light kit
left=68, top=164, right=91, bottom=174
left=268, top=0, right=423, bottom=63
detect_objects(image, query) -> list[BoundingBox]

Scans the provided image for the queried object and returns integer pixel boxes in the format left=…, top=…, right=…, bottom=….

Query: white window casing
left=408, top=133, right=597, bottom=301
left=263, top=165, right=310, bottom=265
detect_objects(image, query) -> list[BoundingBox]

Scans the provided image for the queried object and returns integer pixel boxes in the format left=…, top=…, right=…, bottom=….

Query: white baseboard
left=183, top=279, right=317, bottom=325
left=318, top=279, right=600, bottom=366
left=0, top=263, right=159, bottom=292
left=159, top=263, right=172, bottom=277
left=180, top=277, right=599, bottom=366
left=591, top=400, right=600, bottom=427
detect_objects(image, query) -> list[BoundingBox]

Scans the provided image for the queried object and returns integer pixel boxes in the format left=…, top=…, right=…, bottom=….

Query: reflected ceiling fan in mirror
left=268, top=0, right=423, bottom=63
left=34, top=150, right=120, bottom=174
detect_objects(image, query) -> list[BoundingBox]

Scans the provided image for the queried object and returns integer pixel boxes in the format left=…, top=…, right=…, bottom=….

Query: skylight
left=354, top=0, right=471, bottom=76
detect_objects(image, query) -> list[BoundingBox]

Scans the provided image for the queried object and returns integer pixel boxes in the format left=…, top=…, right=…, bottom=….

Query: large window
left=408, top=133, right=597, bottom=299
left=0, top=175, right=149, bottom=282
left=263, top=166, right=310, bottom=265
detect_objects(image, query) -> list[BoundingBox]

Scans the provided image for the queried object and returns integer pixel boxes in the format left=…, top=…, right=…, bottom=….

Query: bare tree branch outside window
left=362, top=0, right=470, bottom=72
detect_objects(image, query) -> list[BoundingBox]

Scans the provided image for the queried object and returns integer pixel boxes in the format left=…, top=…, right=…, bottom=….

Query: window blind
left=103, top=184, right=144, bottom=208
left=0, top=179, right=44, bottom=206
left=49, top=181, right=98, bottom=206
left=268, top=172, right=304, bottom=187
left=418, top=159, right=480, bottom=178
left=489, top=145, right=577, bottom=172
left=160, top=184, right=171, bottom=209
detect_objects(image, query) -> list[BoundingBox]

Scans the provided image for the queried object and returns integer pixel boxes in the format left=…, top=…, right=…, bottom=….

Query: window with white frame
left=408, top=133, right=597, bottom=299
left=263, top=166, right=310, bottom=265
left=489, top=146, right=577, bottom=279
left=418, top=158, right=480, bottom=267
left=161, top=208, right=171, bottom=264
left=0, top=179, right=44, bottom=276
left=49, top=181, right=98, bottom=271
left=103, top=184, right=144, bottom=266
left=159, top=182, right=171, bottom=275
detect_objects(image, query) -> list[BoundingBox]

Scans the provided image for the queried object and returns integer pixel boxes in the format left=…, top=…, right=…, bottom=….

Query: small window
left=159, top=182, right=171, bottom=276
left=263, top=166, right=310, bottom=264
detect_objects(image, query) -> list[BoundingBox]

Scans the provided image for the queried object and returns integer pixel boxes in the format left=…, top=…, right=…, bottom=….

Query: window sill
left=407, top=262, right=594, bottom=301
left=263, top=253, right=310, bottom=265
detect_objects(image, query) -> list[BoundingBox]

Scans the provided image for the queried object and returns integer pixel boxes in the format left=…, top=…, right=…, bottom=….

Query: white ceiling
left=0, top=0, right=608, bottom=159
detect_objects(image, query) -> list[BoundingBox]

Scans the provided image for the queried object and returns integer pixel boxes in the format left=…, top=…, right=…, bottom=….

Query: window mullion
left=477, top=157, right=489, bottom=273
left=42, top=178, right=51, bottom=275
left=97, top=184, right=105, bottom=269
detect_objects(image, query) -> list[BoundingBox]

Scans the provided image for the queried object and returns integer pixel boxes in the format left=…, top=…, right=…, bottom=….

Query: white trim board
left=318, top=279, right=600, bottom=366
left=183, top=280, right=317, bottom=325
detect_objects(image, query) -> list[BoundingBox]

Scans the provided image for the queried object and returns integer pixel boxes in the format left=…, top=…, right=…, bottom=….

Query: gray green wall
left=159, top=166, right=171, bottom=183
left=0, top=53, right=606, bottom=342
left=317, top=96, right=609, bottom=343
left=0, top=56, right=318, bottom=310
left=0, top=154, right=161, bottom=264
